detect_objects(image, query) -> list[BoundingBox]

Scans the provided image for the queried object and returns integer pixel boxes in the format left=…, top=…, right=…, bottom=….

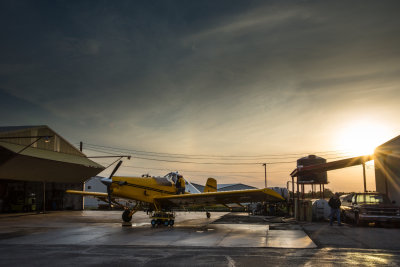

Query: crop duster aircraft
left=66, top=161, right=285, bottom=227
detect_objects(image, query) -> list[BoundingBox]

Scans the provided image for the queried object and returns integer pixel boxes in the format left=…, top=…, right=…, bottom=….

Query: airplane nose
left=101, top=177, right=112, bottom=186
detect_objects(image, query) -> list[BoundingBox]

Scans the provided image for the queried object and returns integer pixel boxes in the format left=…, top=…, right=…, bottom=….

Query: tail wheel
left=122, top=209, right=133, bottom=222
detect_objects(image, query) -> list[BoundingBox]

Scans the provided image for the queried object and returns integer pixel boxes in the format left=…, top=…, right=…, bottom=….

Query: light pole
left=262, top=163, right=267, bottom=188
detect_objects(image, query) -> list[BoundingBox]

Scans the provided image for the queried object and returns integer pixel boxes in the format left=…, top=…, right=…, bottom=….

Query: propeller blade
left=105, top=160, right=123, bottom=209
left=109, top=160, right=123, bottom=179
left=107, top=185, right=112, bottom=209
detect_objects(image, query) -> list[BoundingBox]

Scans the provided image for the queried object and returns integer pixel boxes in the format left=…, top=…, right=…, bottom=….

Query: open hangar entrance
left=0, top=125, right=104, bottom=213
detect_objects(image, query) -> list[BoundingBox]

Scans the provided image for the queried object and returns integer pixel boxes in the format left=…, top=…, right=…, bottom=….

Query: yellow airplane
left=66, top=161, right=285, bottom=227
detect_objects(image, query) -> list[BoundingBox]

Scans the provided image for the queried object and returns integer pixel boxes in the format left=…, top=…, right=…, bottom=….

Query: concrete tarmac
left=0, top=211, right=400, bottom=266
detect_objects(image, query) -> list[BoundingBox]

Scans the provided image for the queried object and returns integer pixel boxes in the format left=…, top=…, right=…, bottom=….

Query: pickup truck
left=340, top=192, right=400, bottom=226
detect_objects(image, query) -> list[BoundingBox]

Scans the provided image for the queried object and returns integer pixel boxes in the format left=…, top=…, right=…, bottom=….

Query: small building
left=0, top=125, right=104, bottom=212
left=375, top=135, right=400, bottom=204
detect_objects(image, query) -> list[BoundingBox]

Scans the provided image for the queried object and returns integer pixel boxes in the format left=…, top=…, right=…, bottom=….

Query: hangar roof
left=191, top=182, right=257, bottom=192
left=218, top=183, right=257, bottom=191
left=376, top=134, right=400, bottom=151
left=0, top=125, right=104, bottom=183
left=0, top=125, right=84, bottom=156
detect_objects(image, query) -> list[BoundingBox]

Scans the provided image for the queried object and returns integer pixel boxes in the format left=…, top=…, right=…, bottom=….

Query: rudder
left=204, top=178, right=217, bottom=192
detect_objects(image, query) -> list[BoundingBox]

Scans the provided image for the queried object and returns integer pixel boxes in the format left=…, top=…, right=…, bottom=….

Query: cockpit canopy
left=163, top=172, right=201, bottom=194
left=164, top=172, right=179, bottom=184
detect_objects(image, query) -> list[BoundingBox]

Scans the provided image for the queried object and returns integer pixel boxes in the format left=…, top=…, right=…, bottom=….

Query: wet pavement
left=302, top=221, right=400, bottom=249
left=0, top=211, right=399, bottom=266
left=0, top=211, right=315, bottom=248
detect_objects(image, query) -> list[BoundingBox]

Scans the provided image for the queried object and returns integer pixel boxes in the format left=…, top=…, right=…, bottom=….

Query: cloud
left=1, top=1, right=400, bottom=187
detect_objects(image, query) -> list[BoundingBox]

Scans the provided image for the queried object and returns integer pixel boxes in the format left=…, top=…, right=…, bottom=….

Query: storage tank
left=312, top=199, right=330, bottom=221
left=297, top=155, right=327, bottom=184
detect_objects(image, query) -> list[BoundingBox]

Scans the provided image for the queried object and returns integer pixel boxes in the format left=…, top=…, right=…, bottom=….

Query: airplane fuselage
left=111, top=176, right=178, bottom=204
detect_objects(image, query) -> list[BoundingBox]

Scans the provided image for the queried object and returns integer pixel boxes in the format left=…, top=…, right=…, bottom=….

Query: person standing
left=176, top=175, right=185, bottom=194
left=328, top=192, right=342, bottom=226
left=179, top=175, right=186, bottom=194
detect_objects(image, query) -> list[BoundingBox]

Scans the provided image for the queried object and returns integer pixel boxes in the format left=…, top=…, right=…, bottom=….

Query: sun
left=336, top=120, right=392, bottom=156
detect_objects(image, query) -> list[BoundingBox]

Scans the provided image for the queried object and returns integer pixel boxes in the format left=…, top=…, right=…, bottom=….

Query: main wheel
left=122, top=209, right=132, bottom=222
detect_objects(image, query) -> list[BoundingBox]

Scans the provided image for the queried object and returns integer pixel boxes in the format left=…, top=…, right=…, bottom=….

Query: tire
left=342, top=211, right=349, bottom=223
left=122, top=210, right=132, bottom=222
left=354, top=213, right=362, bottom=226
left=206, top=212, right=211, bottom=218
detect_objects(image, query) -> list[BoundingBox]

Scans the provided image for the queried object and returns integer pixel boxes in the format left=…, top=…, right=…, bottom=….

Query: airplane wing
left=65, top=190, right=126, bottom=208
left=66, top=190, right=108, bottom=198
left=154, top=188, right=285, bottom=208
left=66, top=190, right=110, bottom=203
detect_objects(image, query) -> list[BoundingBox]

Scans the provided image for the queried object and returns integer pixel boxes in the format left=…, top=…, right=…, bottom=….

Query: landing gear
left=149, top=211, right=175, bottom=228
left=206, top=211, right=211, bottom=218
left=122, top=209, right=132, bottom=222
left=122, top=203, right=140, bottom=223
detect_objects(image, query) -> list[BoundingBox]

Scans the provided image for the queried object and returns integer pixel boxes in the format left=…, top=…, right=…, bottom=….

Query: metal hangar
left=0, top=125, right=104, bottom=213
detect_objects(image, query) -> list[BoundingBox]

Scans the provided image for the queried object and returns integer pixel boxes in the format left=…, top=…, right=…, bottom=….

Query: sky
left=1, top=0, right=400, bottom=191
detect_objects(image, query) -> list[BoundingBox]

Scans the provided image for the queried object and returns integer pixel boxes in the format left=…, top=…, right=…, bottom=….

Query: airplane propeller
left=101, top=160, right=123, bottom=209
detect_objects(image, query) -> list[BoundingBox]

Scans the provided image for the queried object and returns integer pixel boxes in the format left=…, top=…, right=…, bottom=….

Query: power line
left=81, top=144, right=354, bottom=165
left=88, top=144, right=350, bottom=166
left=95, top=162, right=289, bottom=174
left=79, top=142, right=353, bottom=160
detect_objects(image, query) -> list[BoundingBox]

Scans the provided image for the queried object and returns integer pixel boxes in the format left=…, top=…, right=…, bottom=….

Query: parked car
left=340, top=192, right=400, bottom=226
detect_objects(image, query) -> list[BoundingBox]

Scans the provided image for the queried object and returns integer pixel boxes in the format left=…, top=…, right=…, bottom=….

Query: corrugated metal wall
left=0, top=126, right=83, bottom=156
left=375, top=136, right=400, bottom=205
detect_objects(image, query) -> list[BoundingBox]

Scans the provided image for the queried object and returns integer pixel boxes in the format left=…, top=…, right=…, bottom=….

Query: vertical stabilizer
left=204, top=178, right=217, bottom=192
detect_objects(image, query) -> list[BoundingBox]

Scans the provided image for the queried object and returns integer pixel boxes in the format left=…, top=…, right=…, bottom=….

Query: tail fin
left=204, top=178, right=217, bottom=192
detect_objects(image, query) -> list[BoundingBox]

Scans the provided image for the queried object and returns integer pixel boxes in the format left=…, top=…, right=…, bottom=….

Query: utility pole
left=362, top=162, right=367, bottom=192
left=262, top=163, right=267, bottom=188
left=80, top=141, right=84, bottom=210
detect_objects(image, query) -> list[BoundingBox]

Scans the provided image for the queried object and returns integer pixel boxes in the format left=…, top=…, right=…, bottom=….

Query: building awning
left=0, top=141, right=104, bottom=183
left=290, top=154, right=374, bottom=178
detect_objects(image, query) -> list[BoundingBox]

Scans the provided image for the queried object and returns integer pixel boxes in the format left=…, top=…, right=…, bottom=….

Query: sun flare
left=336, top=120, right=392, bottom=156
